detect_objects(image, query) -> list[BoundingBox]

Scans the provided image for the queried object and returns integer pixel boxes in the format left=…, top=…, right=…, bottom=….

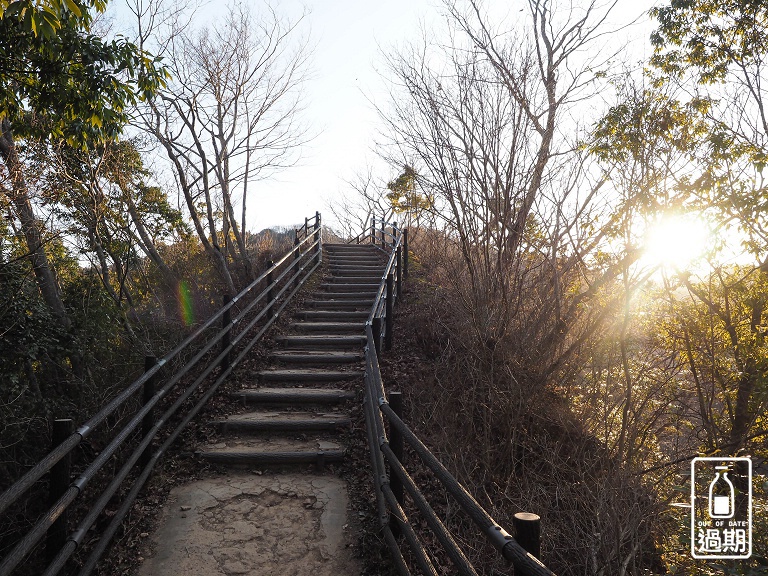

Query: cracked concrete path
left=137, top=473, right=360, bottom=576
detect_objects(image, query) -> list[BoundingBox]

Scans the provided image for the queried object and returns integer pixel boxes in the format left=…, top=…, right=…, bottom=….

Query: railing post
left=141, top=356, right=157, bottom=468
left=389, top=391, right=404, bottom=538
left=293, top=234, right=300, bottom=288
left=370, top=217, right=375, bottom=245
left=392, top=221, right=397, bottom=249
left=314, top=211, right=321, bottom=264
left=403, top=228, right=409, bottom=280
left=372, top=318, right=382, bottom=358
left=267, top=260, right=275, bottom=319
left=396, top=245, right=402, bottom=300
left=380, top=213, right=385, bottom=250
left=221, top=294, right=232, bottom=373
left=385, top=273, right=394, bottom=351
left=47, top=418, right=73, bottom=563
left=513, top=512, right=541, bottom=560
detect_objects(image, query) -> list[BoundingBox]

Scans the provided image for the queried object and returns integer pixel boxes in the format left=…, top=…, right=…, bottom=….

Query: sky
left=113, top=0, right=655, bottom=235
left=182, top=0, right=439, bottom=233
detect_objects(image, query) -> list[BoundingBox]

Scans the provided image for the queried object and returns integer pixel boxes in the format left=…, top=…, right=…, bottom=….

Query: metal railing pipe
left=381, top=484, right=439, bottom=576
left=382, top=443, right=477, bottom=576
left=385, top=274, right=394, bottom=351
left=379, top=403, right=556, bottom=576
left=1, top=213, right=324, bottom=575
left=383, top=526, right=413, bottom=576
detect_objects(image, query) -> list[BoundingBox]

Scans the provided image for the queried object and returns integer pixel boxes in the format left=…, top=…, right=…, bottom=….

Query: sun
left=641, top=213, right=712, bottom=272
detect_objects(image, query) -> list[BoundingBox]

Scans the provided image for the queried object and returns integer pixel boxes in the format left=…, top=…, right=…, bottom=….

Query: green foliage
left=0, top=257, right=66, bottom=383
left=645, top=0, right=768, bottom=261
left=592, top=88, right=709, bottom=165
left=0, top=249, right=70, bottom=481
left=650, top=0, right=768, bottom=84
left=1, top=1, right=100, bottom=37
left=50, top=139, right=186, bottom=242
left=0, top=0, right=167, bottom=146
left=103, top=140, right=189, bottom=239
left=386, top=165, right=432, bottom=215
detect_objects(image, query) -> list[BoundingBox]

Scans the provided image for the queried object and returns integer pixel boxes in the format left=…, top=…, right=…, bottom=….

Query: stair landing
left=137, top=474, right=358, bottom=576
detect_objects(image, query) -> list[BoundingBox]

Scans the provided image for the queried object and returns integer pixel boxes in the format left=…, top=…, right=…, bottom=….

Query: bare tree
left=376, top=2, right=672, bottom=573
left=132, top=1, right=311, bottom=292
left=379, top=0, right=634, bottom=377
left=327, top=167, right=396, bottom=239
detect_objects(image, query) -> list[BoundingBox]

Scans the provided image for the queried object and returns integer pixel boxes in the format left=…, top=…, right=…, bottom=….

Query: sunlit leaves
left=650, top=0, right=768, bottom=84
left=592, top=89, right=709, bottom=165
left=1, top=0, right=100, bottom=38
left=0, top=0, right=167, bottom=147
left=386, top=165, right=433, bottom=216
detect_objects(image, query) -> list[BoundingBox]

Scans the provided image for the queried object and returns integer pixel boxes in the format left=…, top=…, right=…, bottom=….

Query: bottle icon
left=709, top=465, right=735, bottom=518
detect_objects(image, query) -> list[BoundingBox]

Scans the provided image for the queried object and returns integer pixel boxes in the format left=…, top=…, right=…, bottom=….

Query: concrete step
left=258, top=368, right=364, bottom=382
left=320, top=283, right=381, bottom=291
left=270, top=350, right=364, bottom=364
left=324, top=244, right=379, bottom=251
left=325, top=251, right=381, bottom=258
left=214, top=411, right=352, bottom=432
left=289, top=321, right=365, bottom=333
left=328, top=262, right=384, bottom=269
left=197, top=438, right=346, bottom=467
left=232, top=387, right=356, bottom=404
left=325, top=256, right=382, bottom=263
left=298, top=310, right=369, bottom=321
left=324, top=276, right=384, bottom=284
left=311, top=291, right=377, bottom=300
left=329, top=264, right=384, bottom=270
left=327, top=255, right=387, bottom=264
left=304, top=299, right=372, bottom=309
left=330, top=266, right=384, bottom=278
left=276, top=334, right=366, bottom=348
left=330, top=273, right=383, bottom=281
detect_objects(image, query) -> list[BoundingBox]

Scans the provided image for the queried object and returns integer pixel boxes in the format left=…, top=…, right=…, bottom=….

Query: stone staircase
left=196, top=242, right=385, bottom=470
left=137, top=244, right=386, bottom=576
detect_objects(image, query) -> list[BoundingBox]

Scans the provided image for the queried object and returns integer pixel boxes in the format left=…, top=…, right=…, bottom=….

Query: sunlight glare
left=642, top=214, right=711, bottom=272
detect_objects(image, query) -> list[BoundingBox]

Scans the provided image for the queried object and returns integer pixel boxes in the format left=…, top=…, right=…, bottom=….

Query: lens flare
left=178, top=281, right=195, bottom=325
left=642, top=214, right=711, bottom=272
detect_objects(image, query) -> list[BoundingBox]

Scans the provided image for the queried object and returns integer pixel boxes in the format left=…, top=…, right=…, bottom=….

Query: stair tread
left=272, top=350, right=362, bottom=358
left=223, top=410, right=348, bottom=419
left=259, top=368, right=364, bottom=381
left=276, top=335, right=366, bottom=345
left=310, top=292, right=377, bottom=299
left=214, top=411, right=352, bottom=430
left=198, top=437, right=343, bottom=454
left=289, top=322, right=366, bottom=333
left=320, top=283, right=380, bottom=288
left=234, top=387, right=355, bottom=399
left=305, top=299, right=372, bottom=307
left=269, top=351, right=363, bottom=364
left=299, top=310, right=368, bottom=317
left=329, top=266, right=384, bottom=269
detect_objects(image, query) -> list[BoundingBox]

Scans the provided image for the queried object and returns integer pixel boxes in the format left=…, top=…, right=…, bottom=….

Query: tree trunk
left=123, top=188, right=179, bottom=289
left=0, top=120, right=71, bottom=332
left=155, top=127, right=236, bottom=294
left=215, top=115, right=253, bottom=280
